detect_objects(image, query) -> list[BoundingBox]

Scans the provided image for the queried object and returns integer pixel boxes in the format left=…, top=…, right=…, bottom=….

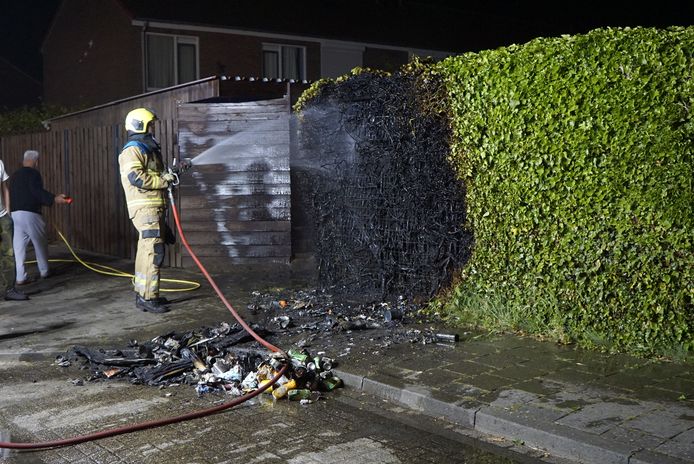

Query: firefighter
left=118, top=108, right=175, bottom=313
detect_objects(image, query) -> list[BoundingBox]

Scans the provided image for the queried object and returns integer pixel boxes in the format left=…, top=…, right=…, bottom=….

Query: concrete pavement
left=1, top=244, right=692, bottom=463
left=335, top=336, right=694, bottom=464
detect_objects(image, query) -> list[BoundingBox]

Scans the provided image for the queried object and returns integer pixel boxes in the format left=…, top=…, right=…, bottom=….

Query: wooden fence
left=0, top=77, right=220, bottom=266
left=0, top=77, right=311, bottom=268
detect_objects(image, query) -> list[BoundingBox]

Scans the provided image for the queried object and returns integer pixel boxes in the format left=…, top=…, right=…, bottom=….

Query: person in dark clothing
left=10, top=150, right=68, bottom=284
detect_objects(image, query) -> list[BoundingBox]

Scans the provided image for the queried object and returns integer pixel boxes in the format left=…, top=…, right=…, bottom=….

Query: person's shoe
left=5, top=287, right=29, bottom=301
left=135, top=294, right=170, bottom=313
left=40, top=272, right=52, bottom=279
left=15, top=276, right=36, bottom=285
left=152, top=296, right=170, bottom=305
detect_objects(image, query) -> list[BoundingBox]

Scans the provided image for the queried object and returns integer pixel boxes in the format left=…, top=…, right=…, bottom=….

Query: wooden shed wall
left=177, top=98, right=291, bottom=268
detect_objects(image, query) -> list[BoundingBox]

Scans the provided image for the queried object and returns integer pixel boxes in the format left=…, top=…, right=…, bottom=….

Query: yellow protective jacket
left=118, top=141, right=168, bottom=218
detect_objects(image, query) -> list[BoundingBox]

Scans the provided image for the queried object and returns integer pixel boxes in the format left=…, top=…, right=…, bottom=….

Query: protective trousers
left=132, top=207, right=165, bottom=300
left=0, top=214, right=15, bottom=292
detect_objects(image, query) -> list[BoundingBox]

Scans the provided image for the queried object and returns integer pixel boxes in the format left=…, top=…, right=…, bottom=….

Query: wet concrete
left=0, top=356, right=548, bottom=464
left=334, top=336, right=694, bottom=463
left=0, top=245, right=566, bottom=463
left=1, top=244, right=693, bottom=463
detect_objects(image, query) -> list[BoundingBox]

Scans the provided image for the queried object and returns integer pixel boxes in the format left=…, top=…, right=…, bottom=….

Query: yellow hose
left=24, top=229, right=200, bottom=293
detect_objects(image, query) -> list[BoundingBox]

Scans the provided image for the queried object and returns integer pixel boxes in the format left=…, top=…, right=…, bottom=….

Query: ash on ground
left=247, top=287, right=461, bottom=357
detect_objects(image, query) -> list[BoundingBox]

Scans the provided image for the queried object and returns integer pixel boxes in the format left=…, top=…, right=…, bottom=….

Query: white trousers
left=11, top=210, right=49, bottom=281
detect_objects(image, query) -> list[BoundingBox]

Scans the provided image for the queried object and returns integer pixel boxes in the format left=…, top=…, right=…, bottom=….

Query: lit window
left=262, top=44, right=305, bottom=80
left=146, top=33, right=199, bottom=89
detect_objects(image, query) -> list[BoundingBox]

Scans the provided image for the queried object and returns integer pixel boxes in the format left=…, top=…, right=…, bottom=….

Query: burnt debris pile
left=296, top=68, right=471, bottom=300
left=58, top=322, right=343, bottom=402
left=57, top=288, right=463, bottom=398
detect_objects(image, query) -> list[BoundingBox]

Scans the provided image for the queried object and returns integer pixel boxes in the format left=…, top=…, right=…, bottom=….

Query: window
left=262, top=44, right=306, bottom=80
left=146, top=33, right=199, bottom=90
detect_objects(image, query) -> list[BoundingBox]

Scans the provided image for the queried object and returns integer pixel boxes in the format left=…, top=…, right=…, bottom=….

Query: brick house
left=27, top=0, right=540, bottom=267
left=41, top=0, right=470, bottom=109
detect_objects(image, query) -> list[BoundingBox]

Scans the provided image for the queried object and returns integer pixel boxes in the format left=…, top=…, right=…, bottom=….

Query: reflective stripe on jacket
left=118, top=144, right=167, bottom=218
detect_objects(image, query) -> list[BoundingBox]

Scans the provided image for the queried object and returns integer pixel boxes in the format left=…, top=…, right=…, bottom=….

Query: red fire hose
left=0, top=186, right=286, bottom=450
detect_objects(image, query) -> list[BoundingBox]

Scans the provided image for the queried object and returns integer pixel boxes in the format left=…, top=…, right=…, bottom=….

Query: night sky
left=0, top=0, right=61, bottom=80
left=1, top=0, right=693, bottom=81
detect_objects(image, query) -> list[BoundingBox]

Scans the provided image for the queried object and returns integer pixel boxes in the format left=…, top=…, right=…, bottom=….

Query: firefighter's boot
left=135, top=294, right=170, bottom=313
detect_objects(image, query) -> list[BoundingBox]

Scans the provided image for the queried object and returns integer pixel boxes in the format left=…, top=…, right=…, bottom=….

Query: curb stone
left=361, top=376, right=479, bottom=428
left=334, top=369, right=690, bottom=464
left=335, top=370, right=478, bottom=428
left=475, top=407, right=632, bottom=464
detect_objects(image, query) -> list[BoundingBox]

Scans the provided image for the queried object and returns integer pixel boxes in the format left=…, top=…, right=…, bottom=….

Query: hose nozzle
left=172, top=157, right=193, bottom=175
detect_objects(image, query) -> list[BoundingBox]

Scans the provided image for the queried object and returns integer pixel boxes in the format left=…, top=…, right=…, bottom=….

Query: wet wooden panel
left=177, top=97, right=291, bottom=267
left=181, top=256, right=288, bottom=267
left=186, top=172, right=290, bottom=185
left=181, top=244, right=291, bottom=258
left=177, top=220, right=291, bottom=233
left=179, top=185, right=291, bottom=199
left=183, top=231, right=289, bottom=246
left=180, top=194, right=291, bottom=209
left=179, top=206, right=290, bottom=222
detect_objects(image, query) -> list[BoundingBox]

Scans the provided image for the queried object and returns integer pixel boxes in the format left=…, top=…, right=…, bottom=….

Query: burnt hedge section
left=295, top=65, right=471, bottom=300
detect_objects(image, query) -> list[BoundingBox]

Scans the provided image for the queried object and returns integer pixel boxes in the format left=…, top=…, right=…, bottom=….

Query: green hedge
left=434, top=27, right=694, bottom=355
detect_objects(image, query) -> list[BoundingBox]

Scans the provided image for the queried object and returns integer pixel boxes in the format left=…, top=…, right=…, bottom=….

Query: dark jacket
left=10, top=167, right=55, bottom=214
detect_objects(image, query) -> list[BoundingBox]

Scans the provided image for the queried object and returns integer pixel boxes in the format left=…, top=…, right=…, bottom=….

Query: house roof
left=117, top=1, right=694, bottom=54
left=117, top=0, right=536, bottom=53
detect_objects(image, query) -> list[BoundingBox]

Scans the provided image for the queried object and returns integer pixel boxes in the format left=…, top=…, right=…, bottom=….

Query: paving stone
left=632, top=386, right=694, bottom=403
left=628, top=406, right=694, bottom=439
left=444, top=359, right=494, bottom=377
left=427, top=386, right=467, bottom=404
left=513, top=378, right=564, bottom=396
left=630, top=362, right=692, bottom=380
left=600, top=425, right=665, bottom=450
left=436, top=379, right=487, bottom=399
left=497, top=401, right=570, bottom=423
left=487, top=388, right=540, bottom=409
left=458, top=342, right=501, bottom=357
left=654, top=426, right=694, bottom=461
left=654, top=377, right=694, bottom=396
left=465, top=373, right=516, bottom=392
left=556, top=401, right=654, bottom=435
left=538, top=388, right=599, bottom=412
left=493, top=364, right=550, bottom=380
left=600, top=372, right=666, bottom=391
left=544, top=367, right=608, bottom=385
left=417, top=367, right=469, bottom=387
left=475, top=352, right=531, bottom=370
left=510, top=356, right=573, bottom=373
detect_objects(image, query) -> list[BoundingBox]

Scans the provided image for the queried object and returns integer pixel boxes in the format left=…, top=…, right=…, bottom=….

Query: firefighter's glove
left=161, top=172, right=176, bottom=187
